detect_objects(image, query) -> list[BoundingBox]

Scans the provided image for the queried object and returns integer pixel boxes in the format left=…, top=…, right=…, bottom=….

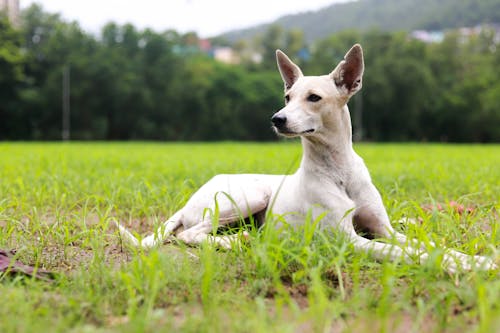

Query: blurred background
left=0, top=0, right=499, bottom=142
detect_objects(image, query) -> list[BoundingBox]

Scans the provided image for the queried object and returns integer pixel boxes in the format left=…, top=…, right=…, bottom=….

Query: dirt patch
left=2, top=211, right=175, bottom=274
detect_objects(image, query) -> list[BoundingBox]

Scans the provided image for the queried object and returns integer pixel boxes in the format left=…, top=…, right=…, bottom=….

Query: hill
left=220, top=0, right=500, bottom=43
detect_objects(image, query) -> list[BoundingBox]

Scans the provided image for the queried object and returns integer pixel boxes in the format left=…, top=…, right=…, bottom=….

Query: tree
left=0, top=16, right=25, bottom=139
left=2, top=4, right=498, bottom=142
left=259, top=25, right=286, bottom=70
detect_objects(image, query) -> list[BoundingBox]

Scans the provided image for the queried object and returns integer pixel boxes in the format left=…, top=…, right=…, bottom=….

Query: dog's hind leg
left=176, top=185, right=272, bottom=249
left=115, top=175, right=272, bottom=250
left=115, top=210, right=183, bottom=249
left=138, top=211, right=184, bottom=248
left=176, top=223, right=248, bottom=249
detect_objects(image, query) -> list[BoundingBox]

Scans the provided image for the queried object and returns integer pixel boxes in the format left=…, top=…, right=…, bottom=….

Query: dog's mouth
left=301, top=129, right=315, bottom=134
left=274, top=127, right=315, bottom=137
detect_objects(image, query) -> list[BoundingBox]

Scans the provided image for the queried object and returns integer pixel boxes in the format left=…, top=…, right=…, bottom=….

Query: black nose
left=271, top=114, right=287, bottom=128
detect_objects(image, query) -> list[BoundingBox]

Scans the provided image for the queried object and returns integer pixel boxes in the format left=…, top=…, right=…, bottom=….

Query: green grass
left=0, top=142, right=499, bottom=332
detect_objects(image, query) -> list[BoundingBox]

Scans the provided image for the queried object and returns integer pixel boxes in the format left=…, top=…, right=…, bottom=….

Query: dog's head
left=272, top=44, right=364, bottom=138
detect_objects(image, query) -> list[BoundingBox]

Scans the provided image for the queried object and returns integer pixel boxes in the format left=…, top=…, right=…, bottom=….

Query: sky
left=22, top=0, right=351, bottom=37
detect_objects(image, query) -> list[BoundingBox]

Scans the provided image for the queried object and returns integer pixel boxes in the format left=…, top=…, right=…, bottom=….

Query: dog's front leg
left=350, top=181, right=496, bottom=271
left=332, top=199, right=469, bottom=272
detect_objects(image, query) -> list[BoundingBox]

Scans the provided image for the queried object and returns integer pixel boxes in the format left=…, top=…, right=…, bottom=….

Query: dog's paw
left=473, top=256, right=498, bottom=271
left=443, top=254, right=498, bottom=273
left=241, top=231, right=250, bottom=242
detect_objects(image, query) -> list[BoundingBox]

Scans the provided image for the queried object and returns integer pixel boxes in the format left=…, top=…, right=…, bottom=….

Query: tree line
left=1, top=5, right=499, bottom=142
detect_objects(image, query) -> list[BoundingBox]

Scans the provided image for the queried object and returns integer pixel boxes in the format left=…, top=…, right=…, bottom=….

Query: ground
left=0, top=142, right=499, bottom=332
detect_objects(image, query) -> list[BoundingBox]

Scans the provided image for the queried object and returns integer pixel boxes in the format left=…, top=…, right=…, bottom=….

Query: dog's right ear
left=276, top=50, right=303, bottom=90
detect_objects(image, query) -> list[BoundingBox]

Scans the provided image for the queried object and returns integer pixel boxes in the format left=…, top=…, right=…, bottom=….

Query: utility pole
left=62, top=65, right=71, bottom=141
left=353, top=92, right=364, bottom=142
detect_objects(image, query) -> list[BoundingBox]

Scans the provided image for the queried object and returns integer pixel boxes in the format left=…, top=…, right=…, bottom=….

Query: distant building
left=0, top=0, right=20, bottom=27
left=198, top=38, right=212, bottom=53
left=410, top=24, right=500, bottom=44
left=213, top=47, right=240, bottom=64
left=457, top=24, right=500, bottom=44
left=410, top=30, right=445, bottom=43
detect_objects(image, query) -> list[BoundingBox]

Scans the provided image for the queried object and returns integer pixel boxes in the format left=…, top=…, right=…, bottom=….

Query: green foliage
left=0, top=16, right=25, bottom=139
left=0, top=4, right=499, bottom=141
left=255, top=25, right=306, bottom=70
left=0, top=5, right=285, bottom=141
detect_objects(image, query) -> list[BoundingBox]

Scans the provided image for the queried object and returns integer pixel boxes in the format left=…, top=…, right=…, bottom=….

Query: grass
left=0, top=142, right=499, bottom=332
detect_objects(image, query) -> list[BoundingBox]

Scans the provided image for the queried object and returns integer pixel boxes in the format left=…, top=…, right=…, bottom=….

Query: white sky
left=22, top=0, right=351, bottom=37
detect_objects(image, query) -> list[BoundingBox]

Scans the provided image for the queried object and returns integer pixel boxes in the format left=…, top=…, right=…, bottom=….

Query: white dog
left=116, top=44, right=496, bottom=273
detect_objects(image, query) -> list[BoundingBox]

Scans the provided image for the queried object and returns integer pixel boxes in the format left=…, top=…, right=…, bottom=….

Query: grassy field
left=0, top=142, right=499, bottom=332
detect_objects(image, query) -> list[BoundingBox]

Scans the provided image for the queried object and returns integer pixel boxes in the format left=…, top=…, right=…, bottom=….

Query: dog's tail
left=113, top=212, right=183, bottom=249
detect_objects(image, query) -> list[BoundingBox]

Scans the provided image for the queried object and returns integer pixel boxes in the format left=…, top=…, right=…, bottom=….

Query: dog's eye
left=307, top=94, right=322, bottom=102
left=285, top=95, right=290, bottom=103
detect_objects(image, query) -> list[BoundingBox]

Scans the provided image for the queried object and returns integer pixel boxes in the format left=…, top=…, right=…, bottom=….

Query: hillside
left=220, top=0, right=500, bottom=43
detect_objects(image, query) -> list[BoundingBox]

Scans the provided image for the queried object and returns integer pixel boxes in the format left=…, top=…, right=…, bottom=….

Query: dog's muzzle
left=271, top=114, right=315, bottom=136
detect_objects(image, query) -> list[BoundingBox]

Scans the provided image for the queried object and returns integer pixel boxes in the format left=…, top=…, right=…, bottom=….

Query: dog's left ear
left=330, top=44, right=364, bottom=97
left=276, top=49, right=303, bottom=90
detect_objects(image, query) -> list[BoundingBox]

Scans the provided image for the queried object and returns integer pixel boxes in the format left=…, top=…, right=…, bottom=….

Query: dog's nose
left=271, top=114, right=287, bottom=128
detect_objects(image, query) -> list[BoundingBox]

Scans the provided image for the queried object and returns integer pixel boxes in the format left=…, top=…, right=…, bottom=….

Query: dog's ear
left=276, top=50, right=303, bottom=90
left=330, top=44, right=364, bottom=97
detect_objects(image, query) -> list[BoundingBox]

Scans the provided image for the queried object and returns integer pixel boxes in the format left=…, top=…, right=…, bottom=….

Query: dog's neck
left=299, top=106, right=354, bottom=177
